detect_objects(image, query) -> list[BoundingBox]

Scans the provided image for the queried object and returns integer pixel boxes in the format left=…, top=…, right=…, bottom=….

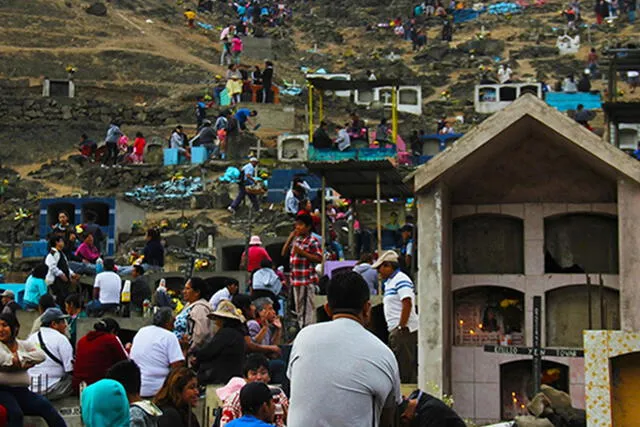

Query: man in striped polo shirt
left=373, top=250, right=419, bottom=383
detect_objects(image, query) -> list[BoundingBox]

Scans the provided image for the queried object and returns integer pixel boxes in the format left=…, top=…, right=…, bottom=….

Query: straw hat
left=371, top=250, right=400, bottom=269
left=208, top=300, right=246, bottom=322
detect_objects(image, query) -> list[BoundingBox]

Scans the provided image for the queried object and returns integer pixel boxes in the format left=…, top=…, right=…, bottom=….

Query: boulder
left=457, top=38, right=505, bottom=57
left=86, top=2, right=107, bottom=16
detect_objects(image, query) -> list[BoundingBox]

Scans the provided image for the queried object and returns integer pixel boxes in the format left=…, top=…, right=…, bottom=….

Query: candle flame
left=511, top=392, right=516, bottom=397
left=478, top=323, right=483, bottom=329
left=459, top=320, right=464, bottom=325
left=469, top=329, right=475, bottom=335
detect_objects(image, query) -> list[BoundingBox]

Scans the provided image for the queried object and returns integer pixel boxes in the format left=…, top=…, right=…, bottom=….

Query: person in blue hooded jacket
left=81, top=379, right=130, bottom=427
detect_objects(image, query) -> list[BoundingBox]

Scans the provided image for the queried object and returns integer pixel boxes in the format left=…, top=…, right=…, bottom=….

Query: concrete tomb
left=474, top=83, right=542, bottom=113
left=411, top=95, right=639, bottom=423
left=42, top=79, right=75, bottom=98
left=277, top=134, right=309, bottom=162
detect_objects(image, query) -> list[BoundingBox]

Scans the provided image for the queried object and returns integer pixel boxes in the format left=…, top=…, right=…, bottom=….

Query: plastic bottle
left=121, top=280, right=131, bottom=303
left=143, top=299, right=151, bottom=318
left=95, top=258, right=104, bottom=274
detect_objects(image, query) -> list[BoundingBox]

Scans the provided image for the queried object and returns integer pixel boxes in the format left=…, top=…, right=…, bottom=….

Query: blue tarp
left=545, top=92, right=602, bottom=112
left=219, top=166, right=241, bottom=183
left=453, top=8, right=484, bottom=23
left=488, top=2, right=521, bottom=14
left=125, top=177, right=203, bottom=202
left=308, top=146, right=397, bottom=162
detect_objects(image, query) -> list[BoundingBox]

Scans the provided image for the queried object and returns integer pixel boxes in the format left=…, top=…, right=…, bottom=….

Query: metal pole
left=587, top=274, right=592, bottom=330
left=391, top=86, right=398, bottom=145
left=599, top=274, right=605, bottom=329
left=321, top=174, right=326, bottom=272
left=376, top=172, right=383, bottom=295
left=532, top=296, right=542, bottom=396
left=308, top=84, right=314, bottom=141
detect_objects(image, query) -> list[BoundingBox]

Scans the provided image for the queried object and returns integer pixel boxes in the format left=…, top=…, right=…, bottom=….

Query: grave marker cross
left=483, top=296, right=584, bottom=395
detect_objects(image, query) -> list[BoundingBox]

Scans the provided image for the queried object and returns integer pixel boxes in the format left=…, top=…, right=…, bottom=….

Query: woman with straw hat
left=196, top=301, right=246, bottom=385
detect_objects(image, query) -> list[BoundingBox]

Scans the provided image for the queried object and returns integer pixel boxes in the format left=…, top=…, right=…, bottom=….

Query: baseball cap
left=40, top=307, right=70, bottom=325
left=371, top=250, right=400, bottom=269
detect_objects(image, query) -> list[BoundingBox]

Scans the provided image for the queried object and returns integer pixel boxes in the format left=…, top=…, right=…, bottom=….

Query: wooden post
left=321, top=174, right=326, bottom=271
left=608, top=59, right=616, bottom=102
left=308, top=84, right=314, bottom=141
left=348, top=199, right=356, bottom=259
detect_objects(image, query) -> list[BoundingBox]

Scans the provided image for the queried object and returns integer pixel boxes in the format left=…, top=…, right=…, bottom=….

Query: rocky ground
left=0, top=0, right=639, bottom=270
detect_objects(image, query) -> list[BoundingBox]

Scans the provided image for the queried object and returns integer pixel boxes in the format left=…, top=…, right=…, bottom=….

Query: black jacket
left=262, top=66, right=274, bottom=86
left=197, top=326, right=245, bottom=385
left=412, top=392, right=466, bottom=427
left=312, top=127, right=333, bottom=149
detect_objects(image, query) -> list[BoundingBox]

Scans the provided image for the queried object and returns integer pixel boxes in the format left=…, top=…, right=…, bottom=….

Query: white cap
left=250, top=157, right=258, bottom=162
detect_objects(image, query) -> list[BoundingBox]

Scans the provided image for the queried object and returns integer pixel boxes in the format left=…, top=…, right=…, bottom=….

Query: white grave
left=306, top=73, right=351, bottom=98
left=277, top=134, right=309, bottom=162
left=354, top=86, right=423, bottom=115
left=556, top=34, right=580, bottom=55
left=474, top=83, right=542, bottom=114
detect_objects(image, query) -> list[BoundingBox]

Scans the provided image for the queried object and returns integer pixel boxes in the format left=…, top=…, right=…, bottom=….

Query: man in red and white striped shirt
left=282, top=213, right=322, bottom=329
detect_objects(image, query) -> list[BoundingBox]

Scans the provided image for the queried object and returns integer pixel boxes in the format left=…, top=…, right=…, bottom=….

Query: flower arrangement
left=13, top=208, right=32, bottom=221
left=194, top=259, right=210, bottom=270
left=65, top=65, right=77, bottom=75
left=440, top=89, right=452, bottom=100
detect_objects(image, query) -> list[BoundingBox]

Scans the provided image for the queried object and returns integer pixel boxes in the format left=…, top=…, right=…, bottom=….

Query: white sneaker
left=227, top=206, right=236, bottom=214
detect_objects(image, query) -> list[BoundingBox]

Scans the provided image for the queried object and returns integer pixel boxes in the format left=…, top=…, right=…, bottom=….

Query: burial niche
left=612, top=352, right=640, bottom=426
left=220, top=244, right=246, bottom=271
left=454, top=286, right=525, bottom=346
left=544, top=213, right=618, bottom=274
left=453, top=214, right=524, bottom=274
left=546, top=285, right=620, bottom=347
left=501, top=360, right=569, bottom=420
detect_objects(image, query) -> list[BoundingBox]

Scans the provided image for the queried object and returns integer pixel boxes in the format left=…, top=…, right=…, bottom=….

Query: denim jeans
left=0, top=385, right=67, bottom=427
left=230, top=184, right=260, bottom=210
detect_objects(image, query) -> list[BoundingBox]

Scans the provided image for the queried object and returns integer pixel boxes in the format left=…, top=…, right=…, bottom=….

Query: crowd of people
left=0, top=249, right=466, bottom=427
left=80, top=123, right=147, bottom=166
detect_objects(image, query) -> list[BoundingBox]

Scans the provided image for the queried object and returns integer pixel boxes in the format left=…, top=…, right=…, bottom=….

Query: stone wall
left=0, top=96, right=183, bottom=126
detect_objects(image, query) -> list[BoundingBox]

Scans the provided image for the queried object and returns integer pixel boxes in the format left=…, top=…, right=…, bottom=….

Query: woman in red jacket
left=72, top=318, right=128, bottom=393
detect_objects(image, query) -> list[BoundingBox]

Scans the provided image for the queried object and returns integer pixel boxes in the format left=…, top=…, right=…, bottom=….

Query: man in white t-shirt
left=209, top=279, right=240, bottom=310
left=373, top=250, right=419, bottom=383
left=28, top=307, right=74, bottom=399
left=130, top=307, right=185, bottom=397
left=287, top=271, right=401, bottom=427
left=498, top=64, right=513, bottom=84
left=87, top=258, right=122, bottom=316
